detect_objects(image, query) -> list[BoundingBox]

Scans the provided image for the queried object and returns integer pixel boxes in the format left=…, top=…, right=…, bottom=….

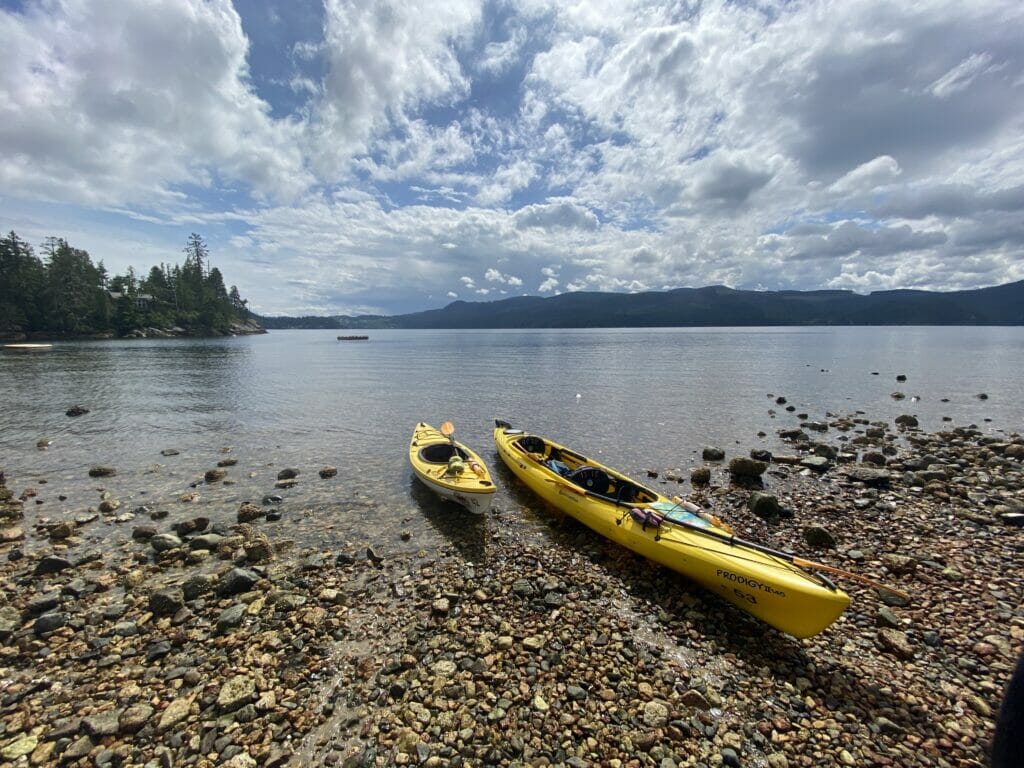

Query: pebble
left=0, top=410, right=1018, bottom=768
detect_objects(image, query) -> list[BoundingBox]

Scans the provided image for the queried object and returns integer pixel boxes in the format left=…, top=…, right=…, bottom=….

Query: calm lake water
left=2, top=327, right=1023, bottom=555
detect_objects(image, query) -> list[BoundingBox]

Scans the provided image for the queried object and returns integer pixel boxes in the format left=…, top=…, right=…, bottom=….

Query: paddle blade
left=440, top=421, right=454, bottom=437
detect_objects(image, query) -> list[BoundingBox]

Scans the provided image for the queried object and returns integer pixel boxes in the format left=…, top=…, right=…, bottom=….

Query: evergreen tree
left=0, top=232, right=45, bottom=332
left=41, top=238, right=104, bottom=334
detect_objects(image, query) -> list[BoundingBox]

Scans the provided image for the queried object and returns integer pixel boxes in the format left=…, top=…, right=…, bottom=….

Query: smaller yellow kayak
left=409, top=422, right=495, bottom=514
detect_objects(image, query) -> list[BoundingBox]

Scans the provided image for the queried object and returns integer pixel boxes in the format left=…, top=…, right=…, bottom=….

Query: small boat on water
left=3, top=343, right=53, bottom=351
left=493, top=420, right=854, bottom=638
left=337, top=335, right=368, bottom=341
left=409, top=422, right=496, bottom=514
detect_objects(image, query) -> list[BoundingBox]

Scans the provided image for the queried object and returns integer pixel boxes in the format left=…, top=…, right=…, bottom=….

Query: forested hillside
left=0, top=232, right=260, bottom=339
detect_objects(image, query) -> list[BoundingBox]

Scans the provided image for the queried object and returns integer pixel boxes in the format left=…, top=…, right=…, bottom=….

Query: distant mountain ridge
left=257, top=280, right=1024, bottom=329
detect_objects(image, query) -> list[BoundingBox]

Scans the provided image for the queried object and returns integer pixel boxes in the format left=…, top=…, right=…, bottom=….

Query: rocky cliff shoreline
left=1, top=318, right=266, bottom=343
left=0, top=408, right=1021, bottom=767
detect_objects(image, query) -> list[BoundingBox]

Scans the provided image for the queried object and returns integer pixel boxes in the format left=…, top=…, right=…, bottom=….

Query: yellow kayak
left=493, top=420, right=850, bottom=638
left=409, top=422, right=496, bottom=514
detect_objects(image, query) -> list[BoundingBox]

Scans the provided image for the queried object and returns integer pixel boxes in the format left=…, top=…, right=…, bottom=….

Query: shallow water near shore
left=1, top=326, right=1022, bottom=554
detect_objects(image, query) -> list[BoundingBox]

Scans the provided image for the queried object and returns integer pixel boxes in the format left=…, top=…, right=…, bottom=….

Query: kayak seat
left=615, top=484, right=638, bottom=504
left=420, top=444, right=469, bottom=464
left=518, top=436, right=546, bottom=455
left=570, top=466, right=613, bottom=496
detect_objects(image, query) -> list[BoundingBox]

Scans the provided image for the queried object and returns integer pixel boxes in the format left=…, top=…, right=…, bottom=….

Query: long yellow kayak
left=409, top=422, right=496, bottom=514
left=493, top=421, right=850, bottom=638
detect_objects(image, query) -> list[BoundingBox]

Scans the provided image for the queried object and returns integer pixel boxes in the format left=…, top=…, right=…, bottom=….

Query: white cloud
left=829, top=156, right=902, bottom=196
left=928, top=52, right=997, bottom=99
left=484, top=268, right=522, bottom=286
left=2, top=0, right=1023, bottom=315
left=0, top=0, right=311, bottom=207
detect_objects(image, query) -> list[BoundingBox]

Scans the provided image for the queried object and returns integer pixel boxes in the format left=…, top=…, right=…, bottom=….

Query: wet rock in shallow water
left=183, top=573, right=216, bottom=601
left=728, top=457, right=767, bottom=479
left=237, top=502, right=263, bottom=523
left=277, top=468, right=300, bottom=480
left=803, top=526, right=837, bottom=549
left=262, top=494, right=283, bottom=505
left=691, top=467, right=711, bottom=486
left=702, top=447, right=725, bottom=461
left=205, top=468, right=227, bottom=483
left=811, top=443, right=837, bottom=460
left=243, top=532, right=274, bottom=563
left=189, top=533, right=224, bottom=551
left=65, top=406, right=90, bottom=417
left=842, top=465, right=891, bottom=488
left=172, top=516, right=209, bottom=536
left=47, top=521, right=75, bottom=540
left=160, top=448, right=179, bottom=456
left=217, top=567, right=260, bottom=597
left=149, top=587, right=185, bottom=617
left=862, top=451, right=887, bottom=466
left=800, top=456, right=831, bottom=472
left=217, top=458, right=238, bottom=467
left=750, top=449, right=772, bottom=462
left=0, top=526, right=23, bottom=543
left=132, top=524, right=158, bottom=540
left=88, top=466, right=116, bottom=477
left=150, top=533, right=183, bottom=552
left=98, top=498, right=120, bottom=513
left=319, top=466, right=338, bottom=479
left=34, top=554, right=74, bottom=576
left=895, top=414, right=919, bottom=428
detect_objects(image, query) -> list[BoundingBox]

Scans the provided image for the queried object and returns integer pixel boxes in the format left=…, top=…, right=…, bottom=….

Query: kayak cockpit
left=418, top=443, right=470, bottom=465
left=508, top=432, right=658, bottom=504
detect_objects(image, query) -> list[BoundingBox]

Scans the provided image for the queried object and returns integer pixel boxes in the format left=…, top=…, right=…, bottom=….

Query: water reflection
left=408, top=476, right=487, bottom=563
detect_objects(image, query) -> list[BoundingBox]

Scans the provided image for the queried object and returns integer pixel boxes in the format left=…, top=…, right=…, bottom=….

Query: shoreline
left=0, top=411, right=1021, bottom=767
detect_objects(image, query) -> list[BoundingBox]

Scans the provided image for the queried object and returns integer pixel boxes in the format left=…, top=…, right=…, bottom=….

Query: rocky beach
left=1, top=406, right=1022, bottom=768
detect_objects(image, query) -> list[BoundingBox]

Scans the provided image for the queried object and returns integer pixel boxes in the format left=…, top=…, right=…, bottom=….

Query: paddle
left=440, top=421, right=455, bottom=442
left=789, top=556, right=911, bottom=601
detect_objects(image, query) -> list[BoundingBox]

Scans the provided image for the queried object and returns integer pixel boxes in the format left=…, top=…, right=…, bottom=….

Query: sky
left=1, top=0, right=1023, bottom=317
